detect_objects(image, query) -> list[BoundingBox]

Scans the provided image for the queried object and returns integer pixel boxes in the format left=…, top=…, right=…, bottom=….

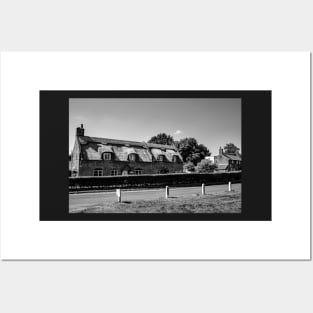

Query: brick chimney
left=76, top=124, right=85, bottom=136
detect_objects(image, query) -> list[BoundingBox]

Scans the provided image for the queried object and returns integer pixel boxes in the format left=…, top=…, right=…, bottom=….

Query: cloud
left=173, top=130, right=182, bottom=135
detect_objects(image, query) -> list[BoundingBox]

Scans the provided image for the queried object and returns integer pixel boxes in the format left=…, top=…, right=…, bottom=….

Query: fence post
left=165, top=186, right=169, bottom=199
left=228, top=181, right=232, bottom=192
left=116, top=188, right=121, bottom=202
left=201, top=183, right=205, bottom=195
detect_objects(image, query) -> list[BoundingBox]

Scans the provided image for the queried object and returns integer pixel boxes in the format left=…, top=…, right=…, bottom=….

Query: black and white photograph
left=1, top=2, right=312, bottom=312
left=69, top=98, right=242, bottom=214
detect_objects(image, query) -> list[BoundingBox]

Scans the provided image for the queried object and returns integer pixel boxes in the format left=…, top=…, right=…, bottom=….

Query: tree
left=224, top=143, right=240, bottom=154
left=148, top=133, right=174, bottom=146
left=176, top=137, right=211, bottom=165
left=183, top=161, right=196, bottom=172
left=196, top=159, right=217, bottom=173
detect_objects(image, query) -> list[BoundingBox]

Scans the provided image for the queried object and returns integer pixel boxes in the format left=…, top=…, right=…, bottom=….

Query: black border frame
left=40, top=91, right=271, bottom=221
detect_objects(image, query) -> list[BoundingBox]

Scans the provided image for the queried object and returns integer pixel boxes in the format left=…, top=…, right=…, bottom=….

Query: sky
left=69, top=98, right=241, bottom=156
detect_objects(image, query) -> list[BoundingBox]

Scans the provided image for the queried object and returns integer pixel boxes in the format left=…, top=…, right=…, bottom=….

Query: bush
left=196, top=159, right=217, bottom=173
left=69, top=172, right=241, bottom=192
left=183, top=161, right=196, bottom=172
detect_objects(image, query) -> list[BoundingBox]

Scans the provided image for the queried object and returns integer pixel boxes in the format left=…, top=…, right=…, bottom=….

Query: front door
left=122, top=170, right=128, bottom=176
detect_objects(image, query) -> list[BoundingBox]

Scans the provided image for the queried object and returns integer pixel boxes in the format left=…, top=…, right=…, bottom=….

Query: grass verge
left=73, top=191, right=241, bottom=214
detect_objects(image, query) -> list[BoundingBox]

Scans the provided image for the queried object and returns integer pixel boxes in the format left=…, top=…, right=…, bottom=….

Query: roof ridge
left=80, top=136, right=178, bottom=149
left=80, top=136, right=145, bottom=146
left=147, top=142, right=178, bottom=149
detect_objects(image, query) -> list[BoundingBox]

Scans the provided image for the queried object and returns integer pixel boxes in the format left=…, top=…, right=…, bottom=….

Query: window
left=173, top=155, right=179, bottom=162
left=129, top=154, right=137, bottom=162
left=135, top=169, right=143, bottom=175
left=158, top=155, right=165, bottom=162
left=111, top=169, right=118, bottom=176
left=102, top=152, right=111, bottom=160
left=93, top=168, right=103, bottom=176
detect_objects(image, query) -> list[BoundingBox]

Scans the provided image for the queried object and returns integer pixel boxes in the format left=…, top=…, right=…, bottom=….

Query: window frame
left=110, top=169, right=118, bottom=176
left=158, top=155, right=165, bottom=162
left=129, top=153, right=137, bottom=162
left=173, top=155, right=180, bottom=163
left=93, top=168, right=103, bottom=176
left=102, top=152, right=112, bottom=161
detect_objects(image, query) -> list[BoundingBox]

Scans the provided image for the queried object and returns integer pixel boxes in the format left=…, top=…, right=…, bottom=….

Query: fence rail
left=69, top=171, right=241, bottom=192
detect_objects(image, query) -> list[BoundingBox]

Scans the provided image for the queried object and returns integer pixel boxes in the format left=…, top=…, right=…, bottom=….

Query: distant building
left=70, top=125, right=183, bottom=177
left=214, top=147, right=242, bottom=172
left=205, top=156, right=215, bottom=163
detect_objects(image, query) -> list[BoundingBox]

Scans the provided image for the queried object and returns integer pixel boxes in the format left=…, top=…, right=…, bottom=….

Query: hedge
left=69, top=171, right=241, bottom=192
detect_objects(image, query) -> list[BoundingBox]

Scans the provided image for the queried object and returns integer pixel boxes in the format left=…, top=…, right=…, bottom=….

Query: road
left=69, top=183, right=241, bottom=213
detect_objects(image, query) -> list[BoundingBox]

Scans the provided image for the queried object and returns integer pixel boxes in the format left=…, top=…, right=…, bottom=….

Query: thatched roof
left=78, top=136, right=151, bottom=162
left=165, top=149, right=183, bottom=162
left=150, top=148, right=183, bottom=162
left=113, top=146, right=152, bottom=162
left=77, top=135, right=183, bottom=163
left=98, top=145, right=114, bottom=153
left=146, top=143, right=178, bottom=150
left=78, top=136, right=145, bottom=147
left=150, top=148, right=167, bottom=160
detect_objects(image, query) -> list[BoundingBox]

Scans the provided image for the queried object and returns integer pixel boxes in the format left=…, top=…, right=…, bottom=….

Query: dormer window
left=158, top=155, right=165, bottom=162
left=102, top=152, right=112, bottom=161
left=129, top=153, right=137, bottom=162
left=173, top=155, right=180, bottom=163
